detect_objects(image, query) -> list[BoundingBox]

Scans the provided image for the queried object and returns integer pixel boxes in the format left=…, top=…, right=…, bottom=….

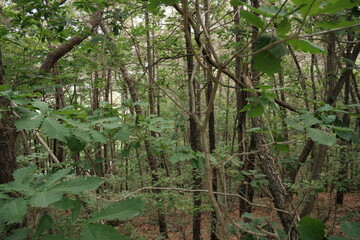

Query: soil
left=118, top=192, right=360, bottom=240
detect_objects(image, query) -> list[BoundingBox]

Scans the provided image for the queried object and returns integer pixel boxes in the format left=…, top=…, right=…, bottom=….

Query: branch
left=40, top=11, right=102, bottom=72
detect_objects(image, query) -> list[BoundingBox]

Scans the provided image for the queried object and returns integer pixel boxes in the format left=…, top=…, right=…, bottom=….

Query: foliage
left=0, top=166, right=144, bottom=239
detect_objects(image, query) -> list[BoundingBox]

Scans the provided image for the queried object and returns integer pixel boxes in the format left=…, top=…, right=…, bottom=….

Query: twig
left=93, top=186, right=291, bottom=215
left=34, top=130, right=60, bottom=164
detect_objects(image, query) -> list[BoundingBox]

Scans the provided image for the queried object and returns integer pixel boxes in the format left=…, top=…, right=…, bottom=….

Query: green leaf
left=253, top=51, right=282, bottom=74
left=255, top=34, right=288, bottom=58
left=90, top=198, right=145, bottom=222
left=287, top=39, right=326, bottom=54
left=89, top=130, right=107, bottom=143
left=256, top=5, right=287, bottom=17
left=317, top=104, right=334, bottom=112
left=340, top=221, right=360, bottom=240
left=316, top=20, right=360, bottom=30
left=1, top=182, right=35, bottom=194
left=51, top=197, right=76, bottom=210
left=29, top=192, right=63, bottom=208
left=303, top=114, right=321, bottom=128
left=230, top=0, right=246, bottom=6
left=41, top=117, right=70, bottom=142
left=248, top=103, right=264, bottom=118
left=115, top=127, right=131, bottom=141
left=52, top=177, right=104, bottom=194
left=32, top=100, right=50, bottom=113
left=241, top=10, right=264, bottom=29
left=328, top=237, right=348, bottom=240
left=43, top=168, right=72, bottom=190
left=81, top=223, right=129, bottom=240
left=35, top=214, right=54, bottom=237
left=296, top=216, right=325, bottom=240
left=71, top=199, right=82, bottom=221
left=314, top=0, right=359, bottom=15
left=291, top=0, right=321, bottom=17
left=169, top=152, right=194, bottom=163
left=3, top=198, right=27, bottom=224
left=277, top=19, right=291, bottom=35
left=13, top=166, right=37, bottom=183
left=306, top=128, right=336, bottom=146
left=15, top=113, right=44, bottom=131
left=5, top=228, right=29, bottom=240
left=253, top=34, right=288, bottom=74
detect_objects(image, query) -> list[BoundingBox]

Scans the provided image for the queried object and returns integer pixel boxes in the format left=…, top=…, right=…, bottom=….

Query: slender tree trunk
left=0, top=48, right=18, bottom=184
left=120, top=65, right=168, bottom=238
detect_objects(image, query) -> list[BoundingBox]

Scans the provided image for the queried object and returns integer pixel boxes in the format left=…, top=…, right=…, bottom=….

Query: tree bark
left=0, top=48, right=18, bottom=184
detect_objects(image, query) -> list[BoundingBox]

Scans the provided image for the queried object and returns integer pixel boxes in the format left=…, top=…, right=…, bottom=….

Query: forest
left=0, top=0, right=359, bottom=239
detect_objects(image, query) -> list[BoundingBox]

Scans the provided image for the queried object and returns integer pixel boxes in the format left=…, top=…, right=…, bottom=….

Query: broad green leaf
left=303, top=114, right=321, bottom=128
left=328, top=237, right=348, bottom=240
left=52, top=177, right=104, bottom=194
left=253, top=34, right=288, bottom=74
left=161, top=0, right=178, bottom=5
left=306, top=128, right=336, bottom=146
left=241, top=10, right=264, bottom=29
left=81, top=223, right=129, bottom=240
left=51, top=197, right=76, bottom=210
left=256, top=5, right=287, bottom=17
left=35, top=214, right=54, bottom=237
left=43, top=168, right=72, bottom=190
left=340, top=221, right=360, bottom=240
left=169, top=152, right=194, bottom=163
left=71, top=199, right=82, bottom=221
left=239, top=102, right=255, bottom=112
left=316, top=20, right=360, bottom=30
left=288, top=39, right=326, bottom=54
left=274, top=135, right=290, bottom=153
left=32, top=100, right=50, bottom=113
left=90, top=198, right=145, bottom=222
left=89, top=130, right=107, bottom=143
left=248, top=103, right=264, bottom=118
left=291, top=0, right=321, bottom=17
left=317, top=104, right=334, bottom=112
left=314, top=0, right=359, bottom=15
left=230, top=0, right=245, bottom=6
left=29, top=192, right=63, bottom=208
left=296, top=216, right=325, bottom=240
left=15, top=113, right=44, bottom=131
left=115, top=127, right=131, bottom=141
left=3, top=198, right=27, bottom=224
left=13, top=166, right=37, bottom=183
left=0, top=192, right=10, bottom=199
left=41, top=117, right=70, bottom=142
left=255, top=34, right=288, bottom=58
left=253, top=51, right=282, bottom=74
left=5, top=228, right=29, bottom=240
left=277, top=19, right=291, bottom=35
left=1, top=182, right=35, bottom=194
left=321, top=115, right=336, bottom=124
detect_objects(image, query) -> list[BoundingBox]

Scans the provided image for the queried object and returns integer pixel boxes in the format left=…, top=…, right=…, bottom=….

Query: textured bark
left=40, top=11, right=102, bottom=72
left=184, top=17, right=203, bottom=240
left=252, top=118, right=297, bottom=238
left=0, top=48, right=18, bottom=184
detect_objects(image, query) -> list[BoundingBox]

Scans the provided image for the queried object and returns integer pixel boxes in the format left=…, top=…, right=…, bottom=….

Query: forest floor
left=119, top=192, right=360, bottom=240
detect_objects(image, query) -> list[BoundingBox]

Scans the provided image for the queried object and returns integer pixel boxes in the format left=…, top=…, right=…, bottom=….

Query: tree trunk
left=120, top=65, right=168, bottom=238
left=0, top=48, right=18, bottom=184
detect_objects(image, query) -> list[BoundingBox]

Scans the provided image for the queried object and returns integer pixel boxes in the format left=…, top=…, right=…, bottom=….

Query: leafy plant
left=0, top=166, right=145, bottom=240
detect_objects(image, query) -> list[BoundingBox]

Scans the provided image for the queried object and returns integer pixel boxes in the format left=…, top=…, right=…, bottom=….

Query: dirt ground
left=119, top=192, right=360, bottom=240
